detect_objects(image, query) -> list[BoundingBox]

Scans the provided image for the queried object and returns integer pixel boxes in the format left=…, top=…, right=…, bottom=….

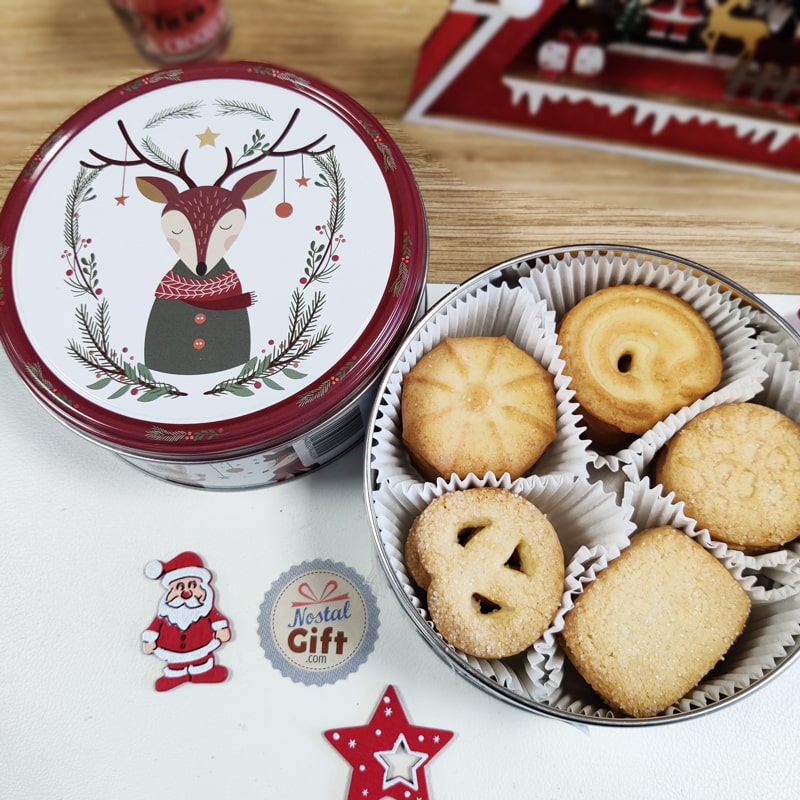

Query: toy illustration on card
left=407, top=0, right=800, bottom=172
left=142, top=551, right=231, bottom=691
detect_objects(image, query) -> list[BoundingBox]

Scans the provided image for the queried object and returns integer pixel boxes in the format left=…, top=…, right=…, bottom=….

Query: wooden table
left=3, top=6, right=800, bottom=799
left=2, top=0, right=799, bottom=294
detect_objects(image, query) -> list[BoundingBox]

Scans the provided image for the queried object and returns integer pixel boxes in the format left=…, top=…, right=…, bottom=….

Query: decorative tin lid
left=0, top=62, right=428, bottom=459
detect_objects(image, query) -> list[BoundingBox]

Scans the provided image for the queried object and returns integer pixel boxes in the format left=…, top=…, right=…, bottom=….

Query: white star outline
left=374, top=732, right=428, bottom=791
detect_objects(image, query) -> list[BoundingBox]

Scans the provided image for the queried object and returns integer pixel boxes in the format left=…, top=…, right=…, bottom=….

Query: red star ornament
left=324, top=685, right=454, bottom=800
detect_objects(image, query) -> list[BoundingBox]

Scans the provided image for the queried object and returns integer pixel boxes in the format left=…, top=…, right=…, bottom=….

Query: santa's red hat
left=144, top=551, right=211, bottom=586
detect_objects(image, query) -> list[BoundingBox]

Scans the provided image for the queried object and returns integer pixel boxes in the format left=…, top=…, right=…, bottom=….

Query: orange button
left=193, top=338, right=206, bottom=350
left=194, top=313, right=207, bottom=325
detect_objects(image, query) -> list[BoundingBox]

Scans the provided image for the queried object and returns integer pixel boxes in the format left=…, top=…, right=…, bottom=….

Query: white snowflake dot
left=332, top=732, right=340, bottom=741
left=359, top=764, right=366, bottom=772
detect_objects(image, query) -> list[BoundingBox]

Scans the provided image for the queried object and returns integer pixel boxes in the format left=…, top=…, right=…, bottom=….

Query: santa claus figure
left=643, top=0, right=705, bottom=42
left=142, top=552, right=231, bottom=692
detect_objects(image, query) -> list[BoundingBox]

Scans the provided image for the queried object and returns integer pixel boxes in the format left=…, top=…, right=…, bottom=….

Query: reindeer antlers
left=80, top=109, right=335, bottom=188
left=81, top=120, right=197, bottom=188
left=214, top=108, right=334, bottom=186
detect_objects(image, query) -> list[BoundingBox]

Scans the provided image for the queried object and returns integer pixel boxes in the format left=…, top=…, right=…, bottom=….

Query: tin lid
left=0, top=62, right=428, bottom=460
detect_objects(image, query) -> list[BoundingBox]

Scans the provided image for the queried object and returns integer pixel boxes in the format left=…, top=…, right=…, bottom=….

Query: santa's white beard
left=159, top=587, right=214, bottom=630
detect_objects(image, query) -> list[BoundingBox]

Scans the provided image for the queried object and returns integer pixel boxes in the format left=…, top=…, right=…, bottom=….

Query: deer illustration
left=81, top=110, right=332, bottom=376
left=700, top=0, right=770, bottom=62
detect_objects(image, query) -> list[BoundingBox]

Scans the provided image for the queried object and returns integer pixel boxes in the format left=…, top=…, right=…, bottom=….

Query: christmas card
left=406, top=0, right=800, bottom=176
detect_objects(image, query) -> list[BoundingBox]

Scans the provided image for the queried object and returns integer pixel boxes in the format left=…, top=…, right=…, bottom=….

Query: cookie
left=655, top=402, right=800, bottom=551
left=557, top=285, right=722, bottom=450
left=560, top=526, right=750, bottom=718
left=408, top=487, right=565, bottom=659
left=401, top=336, right=557, bottom=480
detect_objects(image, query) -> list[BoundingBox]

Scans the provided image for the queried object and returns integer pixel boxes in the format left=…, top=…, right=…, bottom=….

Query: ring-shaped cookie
left=558, top=285, right=722, bottom=442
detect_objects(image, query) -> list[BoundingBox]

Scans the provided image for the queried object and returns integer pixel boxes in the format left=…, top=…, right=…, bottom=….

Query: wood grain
left=1, top=0, right=798, bottom=293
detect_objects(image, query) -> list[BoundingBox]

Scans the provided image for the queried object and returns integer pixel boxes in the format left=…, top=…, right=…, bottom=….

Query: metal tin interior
left=363, top=244, right=800, bottom=727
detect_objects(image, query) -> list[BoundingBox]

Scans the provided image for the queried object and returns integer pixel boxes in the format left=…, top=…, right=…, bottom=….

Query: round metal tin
left=0, top=62, right=428, bottom=488
left=364, top=244, right=800, bottom=726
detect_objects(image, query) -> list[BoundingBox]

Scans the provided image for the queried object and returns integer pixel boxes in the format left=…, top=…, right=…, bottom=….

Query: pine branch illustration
left=215, top=98, right=273, bottom=121
left=204, top=290, right=331, bottom=396
left=64, top=166, right=99, bottom=251
left=144, top=101, right=204, bottom=129
left=360, top=120, right=396, bottom=170
left=315, top=152, right=345, bottom=235
left=145, top=426, right=191, bottom=442
left=67, top=302, right=185, bottom=399
left=303, top=152, right=346, bottom=286
left=62, top=167, right=101, bottom=296
left=74, top=301, right=117, bottom=370
left=298, top=360, right=356, bottom=405
left=141, top=136, right=181, bottom=173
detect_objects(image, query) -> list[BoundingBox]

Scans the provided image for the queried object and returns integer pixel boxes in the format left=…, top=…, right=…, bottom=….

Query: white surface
left=2, top=290, right=800, bottom=799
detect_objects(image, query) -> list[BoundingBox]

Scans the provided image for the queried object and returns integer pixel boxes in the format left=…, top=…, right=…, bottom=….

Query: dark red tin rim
left=0, top=61, right=428, bottom=460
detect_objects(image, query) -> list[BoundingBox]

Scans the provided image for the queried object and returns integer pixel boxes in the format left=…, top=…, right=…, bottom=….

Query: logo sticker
left=258, top=559, right=379, bottom=685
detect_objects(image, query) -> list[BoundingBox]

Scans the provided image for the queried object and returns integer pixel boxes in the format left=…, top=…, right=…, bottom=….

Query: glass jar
left=108, top=0, right=232, bottom=65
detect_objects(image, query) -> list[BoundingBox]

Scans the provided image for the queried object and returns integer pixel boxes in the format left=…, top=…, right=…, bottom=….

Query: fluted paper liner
left=369, top=281, right=590, bottom=491
left=626, top=346, right=800, bottom=604
left=519, top=249, right=768, bottom=472
left=370, top=473, right=635, bottom=700
left=366, top=247, right=800, bottom=721
left=625, top=476, right=800, bottom=604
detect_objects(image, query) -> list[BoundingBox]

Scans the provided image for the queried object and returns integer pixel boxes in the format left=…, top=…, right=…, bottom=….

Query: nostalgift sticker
left=258, top=559, right=379, bottom=685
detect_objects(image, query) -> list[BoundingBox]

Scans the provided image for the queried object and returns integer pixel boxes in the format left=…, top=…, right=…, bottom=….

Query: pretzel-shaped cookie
left=408, top=488, right=565, bottom=659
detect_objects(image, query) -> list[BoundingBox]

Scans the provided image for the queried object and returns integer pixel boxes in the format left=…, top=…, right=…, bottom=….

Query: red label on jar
left=109, top=0, right=231, bottom=64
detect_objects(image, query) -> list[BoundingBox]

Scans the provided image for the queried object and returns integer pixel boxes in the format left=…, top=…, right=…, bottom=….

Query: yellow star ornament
left=196, top=127, right=220, bottom=147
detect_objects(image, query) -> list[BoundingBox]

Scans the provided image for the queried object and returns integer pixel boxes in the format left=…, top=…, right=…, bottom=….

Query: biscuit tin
left=365, top=245, right=800, bottom=726
left=0, top=62, right=428, bottom=489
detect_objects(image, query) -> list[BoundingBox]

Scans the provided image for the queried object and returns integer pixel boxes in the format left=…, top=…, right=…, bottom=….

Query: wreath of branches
left=63, top=166, right=101, bottom=297
left=60, top=105, right=346, bottom=406
left=67, top=300, right=186, bottom=400
left=303, top=152, right=346, bottom=286
left=204, top=289, right=332, bottom=397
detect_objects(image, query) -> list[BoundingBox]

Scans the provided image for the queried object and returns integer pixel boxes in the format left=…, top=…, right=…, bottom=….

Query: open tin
left=364, top=245, right=800, bottom=726
left=0, top=62, right=428, bottom=489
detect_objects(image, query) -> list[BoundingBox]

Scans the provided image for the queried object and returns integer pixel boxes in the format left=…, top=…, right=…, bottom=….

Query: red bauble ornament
left=275, top=201, right=294, bottom=218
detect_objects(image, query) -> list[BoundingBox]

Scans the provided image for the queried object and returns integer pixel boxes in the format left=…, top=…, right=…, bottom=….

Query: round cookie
left=655, top=403, right=800, bottom=551
left=401, top=336, right=557, bottom=481
left=557, top=284, right=722, bottom=449
left=408, top=487, right=565, bottom=659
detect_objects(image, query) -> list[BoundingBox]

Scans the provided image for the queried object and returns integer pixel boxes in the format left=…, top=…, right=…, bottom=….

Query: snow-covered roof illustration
left=406, top=0, right=800, bottom=177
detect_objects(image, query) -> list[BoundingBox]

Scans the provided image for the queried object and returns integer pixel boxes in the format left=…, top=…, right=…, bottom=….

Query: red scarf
left=154, top=267, right=256, bottom=310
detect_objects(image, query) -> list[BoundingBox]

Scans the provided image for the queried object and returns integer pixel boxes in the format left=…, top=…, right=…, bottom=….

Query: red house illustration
left=406, top=0, right=800, bottom=175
